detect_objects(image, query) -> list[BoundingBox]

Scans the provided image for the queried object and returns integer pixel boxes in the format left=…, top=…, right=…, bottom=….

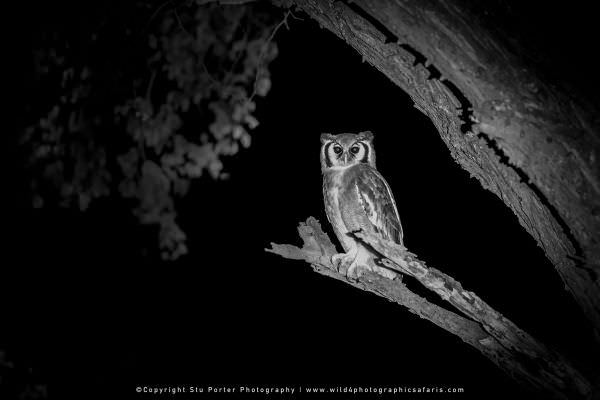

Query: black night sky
left=5, top=1, right=600, bottom=399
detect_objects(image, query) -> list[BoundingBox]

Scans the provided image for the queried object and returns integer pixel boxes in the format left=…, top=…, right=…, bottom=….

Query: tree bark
left=284, top=0, right=600, bottom=353
left=267, top=218, right=593, bottom=399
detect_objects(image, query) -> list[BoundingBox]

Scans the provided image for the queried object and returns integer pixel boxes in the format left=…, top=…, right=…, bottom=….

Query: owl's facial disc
left=325, top=141, right=368, bottom=167
left=321, top=132, right=375, bottom=171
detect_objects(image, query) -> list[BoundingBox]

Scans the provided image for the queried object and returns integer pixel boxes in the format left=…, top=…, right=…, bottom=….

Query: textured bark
left=284, top=0, right=600, bottom=354
left=267, top=218, right=592, bottom=399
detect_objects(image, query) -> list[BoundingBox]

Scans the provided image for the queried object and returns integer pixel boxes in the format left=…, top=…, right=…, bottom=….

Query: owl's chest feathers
left=323, top=170, right=344, bottom=208
left=323, top=166, right=359, bottom=249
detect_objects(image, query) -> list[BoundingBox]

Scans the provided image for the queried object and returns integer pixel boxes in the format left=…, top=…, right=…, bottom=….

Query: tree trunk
left=285, top=0, right=600, bottom=350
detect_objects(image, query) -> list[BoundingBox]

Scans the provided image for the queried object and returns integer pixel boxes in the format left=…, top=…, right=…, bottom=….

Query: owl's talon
left=331, top=253, right=343, bottom=270
left=345, top=263, right=363, bottom=281
left=333, top=252, right=398, bottom=280
left=331, top=252, right=357, bottom=278
left=331, top=253, right=368, bottom=281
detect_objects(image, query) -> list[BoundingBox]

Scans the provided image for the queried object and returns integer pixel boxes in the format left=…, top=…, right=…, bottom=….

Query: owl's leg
left=331, top=245, right=360, bottom=276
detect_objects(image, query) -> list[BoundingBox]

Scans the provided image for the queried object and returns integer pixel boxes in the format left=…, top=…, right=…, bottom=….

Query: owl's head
left=320, top=131, right=376, bottom=171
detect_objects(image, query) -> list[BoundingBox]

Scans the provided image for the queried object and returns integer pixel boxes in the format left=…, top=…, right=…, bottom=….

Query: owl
left=320, top=131, right=403, bottom=279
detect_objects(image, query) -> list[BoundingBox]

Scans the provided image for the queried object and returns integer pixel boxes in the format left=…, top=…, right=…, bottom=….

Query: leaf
left=240, top=131, right=251, bottom=148
left=255, top=77, right=271, bottom=97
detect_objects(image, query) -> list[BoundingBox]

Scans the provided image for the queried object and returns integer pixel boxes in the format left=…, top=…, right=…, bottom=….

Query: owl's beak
left=342, top=153, right=349, bottom=164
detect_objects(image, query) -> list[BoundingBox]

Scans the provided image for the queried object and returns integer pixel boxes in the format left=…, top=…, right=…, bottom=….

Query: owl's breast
left=338, top=174, right=372, bottom=233
left=323, top=169, right=354, bottom=251
left=323, top=166, right=374, bottom=251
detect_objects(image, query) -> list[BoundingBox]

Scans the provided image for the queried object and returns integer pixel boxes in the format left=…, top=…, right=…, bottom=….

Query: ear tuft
left=360, top=131, right=374, bottom=140
left=320, top=133, right=335, bottom=143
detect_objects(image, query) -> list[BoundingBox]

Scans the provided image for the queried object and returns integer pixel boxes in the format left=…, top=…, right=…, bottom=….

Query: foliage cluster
left=24, top=1, right=280, bottom=258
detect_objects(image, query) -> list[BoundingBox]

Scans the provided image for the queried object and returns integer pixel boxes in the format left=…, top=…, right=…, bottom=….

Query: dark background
left=4, top=1, right=600, bottom=399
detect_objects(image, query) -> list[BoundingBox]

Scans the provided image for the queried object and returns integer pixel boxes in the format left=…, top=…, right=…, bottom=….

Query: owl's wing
left=353, top=167, right=403, bottom=245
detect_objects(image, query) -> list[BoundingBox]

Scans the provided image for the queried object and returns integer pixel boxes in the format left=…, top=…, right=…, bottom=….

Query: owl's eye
left=350, top=146, right=360, bottom=154
left=333, top=146, right=343, bottom=154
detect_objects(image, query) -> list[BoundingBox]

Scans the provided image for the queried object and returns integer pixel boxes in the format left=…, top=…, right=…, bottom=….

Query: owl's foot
left=332, top=252, right=397, bottom=280
left=331, top=252, right=375, bottom=280
left=331, top=252, right=359, bottom=279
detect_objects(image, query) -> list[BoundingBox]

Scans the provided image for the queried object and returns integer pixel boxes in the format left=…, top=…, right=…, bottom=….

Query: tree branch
left=266, top=217, right=593, bottom=399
